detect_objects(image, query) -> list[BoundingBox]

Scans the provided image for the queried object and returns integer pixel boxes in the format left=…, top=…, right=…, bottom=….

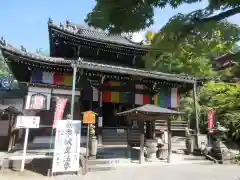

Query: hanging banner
left=52, top=98, right=68, bottom=129
left=208, top=109, right=216, bottom=134
left=52, top=120, right=81, bottom=173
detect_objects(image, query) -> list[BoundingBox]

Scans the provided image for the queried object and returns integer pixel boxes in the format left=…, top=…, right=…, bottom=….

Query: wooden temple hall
left=0, top=18, right=200, bottom=147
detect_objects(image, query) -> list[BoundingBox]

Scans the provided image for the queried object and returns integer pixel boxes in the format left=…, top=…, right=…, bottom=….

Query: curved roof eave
left=48, top=22, right=160, bottom=53
left=0, top=44, right=72, bottom=67
left=0, top=43, right=197, bottom=84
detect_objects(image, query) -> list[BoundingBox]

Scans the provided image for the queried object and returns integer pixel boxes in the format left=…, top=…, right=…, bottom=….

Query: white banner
left=52, top=120, right=81, bottom=173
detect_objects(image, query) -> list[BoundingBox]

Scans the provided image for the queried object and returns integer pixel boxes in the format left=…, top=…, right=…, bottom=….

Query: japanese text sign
left=52, top=120, right=81, bottom=173
left=208, top=109, right=216, bottom=134
left=16, top=116, right=40, bottom=129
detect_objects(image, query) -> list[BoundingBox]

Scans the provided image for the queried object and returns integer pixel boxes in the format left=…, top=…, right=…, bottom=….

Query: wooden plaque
left=83, top=111, right=96, bottom=124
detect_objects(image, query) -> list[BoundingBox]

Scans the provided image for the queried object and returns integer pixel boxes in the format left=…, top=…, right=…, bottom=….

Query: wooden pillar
left=193, top=82, right=200, bottom=149
left=8, top=114, right=14, bottom=152
left=89, top=98, right=93, bottom=111
left=139, top=120, right=145, bottom=164
left=193, top=82, right=199, bottom=135
left=132, top=83, right=135, bottom=109
left=146, top=122, right=151, bottom=139
left=146, top=94, right=154, bottom=139
left=7, top=114, right=12, bottom=152
left=131, top=82, right=135, bottom=138
left=127, top=117, right=131, bottom=158
left=167, top=119, right=172, bottom=163
left=97, top=90, right=103, bottom=145
left=139, top=133, right=145, bottom=164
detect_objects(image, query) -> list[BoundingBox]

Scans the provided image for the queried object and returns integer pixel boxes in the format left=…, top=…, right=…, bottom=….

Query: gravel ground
left=0, top=164, right=240, bottom=180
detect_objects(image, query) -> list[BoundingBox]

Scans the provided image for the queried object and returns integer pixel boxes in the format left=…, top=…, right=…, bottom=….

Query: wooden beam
left=98, top=85, right=156, bottom=94
left=126, top=113, right=173, bottom=121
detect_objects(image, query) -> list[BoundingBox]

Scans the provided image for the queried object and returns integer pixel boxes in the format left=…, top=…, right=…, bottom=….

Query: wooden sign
left=83, top=111, right=96, bottom=124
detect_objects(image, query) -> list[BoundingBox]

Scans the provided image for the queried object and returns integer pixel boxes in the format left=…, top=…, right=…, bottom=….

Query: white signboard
left=16, top=116, right=40, bottom=129
left=16, top=116, right=40, bottom=172
left=52, top=120, right=81, bottom=173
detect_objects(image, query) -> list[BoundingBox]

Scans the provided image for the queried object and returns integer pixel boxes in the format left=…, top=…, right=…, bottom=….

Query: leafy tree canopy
left=0, top=51, right=9, bottom=75
left=36, top=48, right=50, bottom=56
left=199, top=82, right=240, bottom=140
left=85, top=0, right=240, bottom=36
left=145, top=20, right=240, bottom=77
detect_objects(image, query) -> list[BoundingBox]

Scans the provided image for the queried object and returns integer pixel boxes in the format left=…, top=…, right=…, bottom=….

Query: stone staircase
left=102, top=128, right=141, bottom=146
left=81, top=147, right=132, bottom=172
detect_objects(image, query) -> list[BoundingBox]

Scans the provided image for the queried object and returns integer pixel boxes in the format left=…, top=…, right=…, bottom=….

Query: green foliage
left=89, top=125, right=96, bottom=138
left=85, top=0, right=240, bottom=35
left=0, top=51, right=9, bottom=75
left=143, top=18, right=240, bottom=141
left=199, top=82, right=240, bottom=140
left=36, top=48, right=50, bottom=56
left=145, top=20, right=240, bottom=77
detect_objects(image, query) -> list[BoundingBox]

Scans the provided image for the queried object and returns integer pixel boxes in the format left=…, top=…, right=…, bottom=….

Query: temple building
left=0, top=19, right=199, bottom=148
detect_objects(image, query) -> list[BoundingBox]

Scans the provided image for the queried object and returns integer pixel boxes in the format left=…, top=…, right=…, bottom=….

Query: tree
left=143, top=20, right=240, bottom=140
left=36, top=48, right=50, bottom=56
left=144, top=20, right=240, bottom=77
left=85, top=0, right=240, bottom=36
left=199, top=82, right=240, bottom=141
left=0, top=51, right=9, bottom=75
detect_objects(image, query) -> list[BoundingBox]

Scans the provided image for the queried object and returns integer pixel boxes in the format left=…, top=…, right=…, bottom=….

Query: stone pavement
left=0, top=164, right=240, bottom=180
left=83, top=164, right=240, bottom=180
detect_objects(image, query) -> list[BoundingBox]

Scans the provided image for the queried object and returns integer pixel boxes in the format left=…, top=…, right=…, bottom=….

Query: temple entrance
left=102, top=103, right=129, bottom=127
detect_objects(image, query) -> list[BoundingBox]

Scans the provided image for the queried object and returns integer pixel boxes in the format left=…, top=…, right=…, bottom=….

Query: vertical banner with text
left=53, top=98, right=68, bottom=129
left=208, top=109, right=216, bottom=134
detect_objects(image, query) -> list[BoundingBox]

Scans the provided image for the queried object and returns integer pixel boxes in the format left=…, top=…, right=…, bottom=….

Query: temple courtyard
left=0, top=164, right=240, bottom=180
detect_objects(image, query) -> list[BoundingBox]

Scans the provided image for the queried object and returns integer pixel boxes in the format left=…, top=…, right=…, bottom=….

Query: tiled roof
left=0, top=41, right=71, bottom=65
left=48, top=19, right=150, bottom=50
left=117, top=104, right=184, bottom=116
left=0, top=41, right=197, bottom=83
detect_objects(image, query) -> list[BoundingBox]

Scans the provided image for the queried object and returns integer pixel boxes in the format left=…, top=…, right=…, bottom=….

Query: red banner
left=52, top=98, right=68, bottom=129
left=208, top=109, right=216, bottom=134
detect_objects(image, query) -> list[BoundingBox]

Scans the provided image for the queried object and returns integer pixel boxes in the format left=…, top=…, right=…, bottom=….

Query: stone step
left=85, top=158, right=130, bottom=172
left=88, top=165, right=116, bottom=172
left=183, top=155, right=207, bottom=161
left=102, top=141, right=138, bottom=144
left=1, top=158, right=52, bottom=174
left=88, top=158, right=130, bottom=165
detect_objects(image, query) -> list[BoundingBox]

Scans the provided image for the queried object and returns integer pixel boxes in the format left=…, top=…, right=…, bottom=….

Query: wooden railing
left=155, top=120, right=189, bottom=131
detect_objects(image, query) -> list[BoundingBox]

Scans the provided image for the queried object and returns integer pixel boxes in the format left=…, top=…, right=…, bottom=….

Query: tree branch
left=178, top=7, right=240, bottom=42
left=199, top=7, right=240, bottom=24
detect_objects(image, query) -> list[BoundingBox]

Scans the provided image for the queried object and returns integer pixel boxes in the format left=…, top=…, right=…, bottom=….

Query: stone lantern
left=211, top=122, right=231, bottom=164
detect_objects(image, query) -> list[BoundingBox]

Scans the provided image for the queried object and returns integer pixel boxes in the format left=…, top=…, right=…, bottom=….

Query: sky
left=0, top=0, right=239, bottom=52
